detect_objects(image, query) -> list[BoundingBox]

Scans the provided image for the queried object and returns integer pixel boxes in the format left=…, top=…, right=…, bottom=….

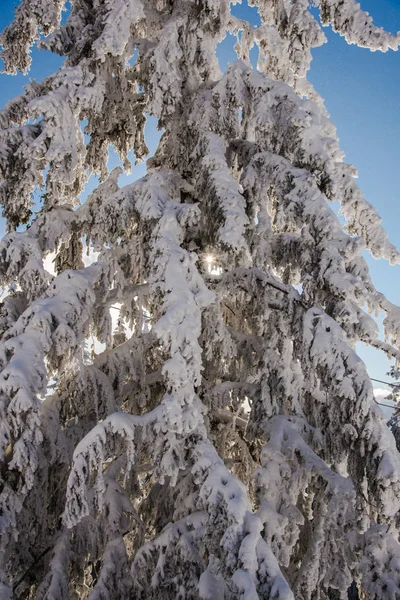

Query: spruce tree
left=1, top=1, right=400, bottom=598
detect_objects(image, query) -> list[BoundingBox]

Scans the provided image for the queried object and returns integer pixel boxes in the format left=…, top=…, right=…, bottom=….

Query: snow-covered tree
left=1, top=1, right=400, bottom=598
left=387, top=367, right=400, bottom=452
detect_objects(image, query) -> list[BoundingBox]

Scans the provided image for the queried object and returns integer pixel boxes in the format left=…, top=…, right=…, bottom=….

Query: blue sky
left=0, top=0, right=399, bottom=393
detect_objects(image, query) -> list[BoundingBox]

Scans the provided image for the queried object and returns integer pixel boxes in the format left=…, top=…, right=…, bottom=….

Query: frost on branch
left=317, top=0, right=400, bottom=51
left=0, top=0, right=64, bottom=74
left=1, top=0, right=400, bottom=599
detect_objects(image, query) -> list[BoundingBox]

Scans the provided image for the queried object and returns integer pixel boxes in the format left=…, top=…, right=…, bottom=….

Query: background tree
left=1, top=0, right=400, bottom=598
left=387, top=367, right=400, bottom=452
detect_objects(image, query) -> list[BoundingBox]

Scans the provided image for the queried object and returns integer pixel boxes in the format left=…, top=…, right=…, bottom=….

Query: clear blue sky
left=0, top=0, right=399, bottom=392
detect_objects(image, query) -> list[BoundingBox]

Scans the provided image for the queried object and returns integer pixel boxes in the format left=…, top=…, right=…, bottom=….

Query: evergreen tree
left=1, top=1, right=400, bottom=598
left=387, top=367, right=400, bottom=452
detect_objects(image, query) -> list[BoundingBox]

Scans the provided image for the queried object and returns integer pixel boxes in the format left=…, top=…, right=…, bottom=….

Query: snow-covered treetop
left=1, top=1, right=400, bottom=599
